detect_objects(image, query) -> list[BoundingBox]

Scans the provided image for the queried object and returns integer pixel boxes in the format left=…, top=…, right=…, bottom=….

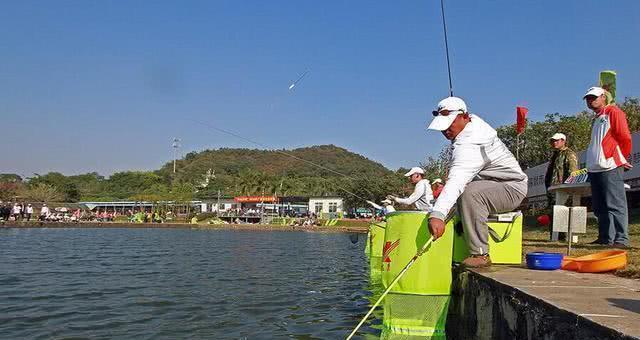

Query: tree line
left=0, top=145, right=410, bottom=208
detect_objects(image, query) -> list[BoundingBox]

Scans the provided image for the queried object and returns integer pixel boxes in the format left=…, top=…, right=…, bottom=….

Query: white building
left=202, top=198, right=238, bottom=213
left=308, top=196, right=343, bottom=217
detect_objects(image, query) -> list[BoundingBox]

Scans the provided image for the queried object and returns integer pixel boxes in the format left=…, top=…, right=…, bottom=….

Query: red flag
left=516, top=106, right=528, bottom=135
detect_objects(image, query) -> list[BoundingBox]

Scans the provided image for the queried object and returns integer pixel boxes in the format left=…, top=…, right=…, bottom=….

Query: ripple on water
left=0, top=228, right=379, bottom=339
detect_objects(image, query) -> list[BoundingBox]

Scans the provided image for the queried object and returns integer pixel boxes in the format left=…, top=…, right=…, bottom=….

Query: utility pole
left=260, top=187, right=265, bottom=224
left=216, top=190, right=221, bottom=217
left=172, top=138, right=181, bottom=173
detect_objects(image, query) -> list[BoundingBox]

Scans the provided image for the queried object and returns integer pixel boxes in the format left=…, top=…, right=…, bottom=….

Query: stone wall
left=446, top=268, right=636, bottom=340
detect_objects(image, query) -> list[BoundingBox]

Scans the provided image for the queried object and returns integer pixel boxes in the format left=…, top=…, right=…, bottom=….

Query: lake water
left=0, top=228, right=380, bottom=339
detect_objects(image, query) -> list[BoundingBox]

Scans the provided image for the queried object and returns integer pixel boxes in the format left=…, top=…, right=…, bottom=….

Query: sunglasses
left=432, top=109, right=460, bottom=117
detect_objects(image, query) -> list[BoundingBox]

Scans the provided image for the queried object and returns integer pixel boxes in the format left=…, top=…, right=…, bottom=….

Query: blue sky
left=1, top=1, right=639, bottom=177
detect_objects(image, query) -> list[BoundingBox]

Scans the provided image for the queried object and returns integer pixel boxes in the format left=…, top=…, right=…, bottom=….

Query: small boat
left=562, top=250, right=627, bottom=273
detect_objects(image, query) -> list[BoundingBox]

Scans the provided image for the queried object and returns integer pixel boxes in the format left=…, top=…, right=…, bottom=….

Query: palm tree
left=236, top=170, right=264, bottom=195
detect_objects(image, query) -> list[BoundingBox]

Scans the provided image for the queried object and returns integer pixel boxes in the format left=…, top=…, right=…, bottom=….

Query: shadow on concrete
left=607, top=298, right=640, bottom=314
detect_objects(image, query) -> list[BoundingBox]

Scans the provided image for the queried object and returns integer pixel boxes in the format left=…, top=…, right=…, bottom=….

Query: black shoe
left=589, top=239, right=607, bottom=245
left=612, top=243, right=629, bottom=249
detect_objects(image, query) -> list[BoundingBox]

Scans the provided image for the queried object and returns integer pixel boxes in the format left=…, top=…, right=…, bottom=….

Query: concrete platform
left=474, top=266, right=640, bottom=338
left=449, top=265, right=640, bottom=339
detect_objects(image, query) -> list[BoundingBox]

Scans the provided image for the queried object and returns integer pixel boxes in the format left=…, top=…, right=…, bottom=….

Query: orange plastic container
left=562, top=250, right=627, bottom=273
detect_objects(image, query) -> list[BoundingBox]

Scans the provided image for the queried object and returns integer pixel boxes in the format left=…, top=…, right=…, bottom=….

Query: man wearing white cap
left=584, top=86, right=632, bottom=247
left=544, top=133, right=578, bottom=197
left=544, top=132, right=578, bottom=241
left=39, top=204, right=50, bottom=221
left=387, top=167, right=434, bottom=212
left=431, top=178, right=444, bottom=199
left=426, top=97, right=528, bottom=268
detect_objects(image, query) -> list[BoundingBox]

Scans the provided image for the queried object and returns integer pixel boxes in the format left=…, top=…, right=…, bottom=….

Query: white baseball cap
left=432, top=178, right=443, bottom=184
left=428, top=96, right=468, bottom=131
left=583, top=86, right=605, bottom=98
left=550, top=133, right=566, bottom=141
left=404, top=166, right=425, bottom=177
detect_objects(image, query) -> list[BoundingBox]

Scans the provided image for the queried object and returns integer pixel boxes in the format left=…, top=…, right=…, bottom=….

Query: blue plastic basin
left=526, top=252, right=564, bottom=270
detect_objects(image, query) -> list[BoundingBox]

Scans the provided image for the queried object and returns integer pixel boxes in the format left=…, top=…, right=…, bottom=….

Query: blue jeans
left=589, top=167, right=629, bottom=245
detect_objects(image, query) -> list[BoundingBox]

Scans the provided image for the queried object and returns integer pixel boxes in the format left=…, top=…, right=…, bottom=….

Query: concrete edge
left=448, top=267, right=639, bottom=340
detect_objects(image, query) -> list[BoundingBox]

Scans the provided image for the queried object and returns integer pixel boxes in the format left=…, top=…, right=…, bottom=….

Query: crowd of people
left=0, top=202, right=122, bottom=223
left=219, top=208, right=263, bottom=218
left=1, top=202, right=37, bottom=222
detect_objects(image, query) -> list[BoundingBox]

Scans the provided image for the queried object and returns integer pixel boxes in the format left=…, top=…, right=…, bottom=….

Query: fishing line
left=191, top=119, right=375, bottom=201
left=440, top=0, right=454, bottom=96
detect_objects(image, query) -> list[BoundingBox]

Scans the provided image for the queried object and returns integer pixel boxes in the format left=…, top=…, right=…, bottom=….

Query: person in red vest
left=431, top=178, right=444, bottom=199
left=584, top=86, right=632, bottom=247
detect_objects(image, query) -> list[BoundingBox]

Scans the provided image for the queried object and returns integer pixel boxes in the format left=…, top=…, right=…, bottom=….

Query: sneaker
left=589, top=239, right=607, bottom=245
left=462, top=254, right=492, bottom=268
left=612, top=243, right=629, bottom=249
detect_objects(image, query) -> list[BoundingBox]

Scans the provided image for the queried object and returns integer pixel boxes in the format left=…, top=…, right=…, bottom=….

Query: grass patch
left=522, top=214, right=640, bottom=278
left=333, top=219, right=371, bottom=228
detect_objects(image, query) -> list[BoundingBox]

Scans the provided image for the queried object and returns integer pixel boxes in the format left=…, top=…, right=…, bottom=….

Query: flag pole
left=515, top=106, right=528, bottom=162
left=516, top=133, right=520, bottom=160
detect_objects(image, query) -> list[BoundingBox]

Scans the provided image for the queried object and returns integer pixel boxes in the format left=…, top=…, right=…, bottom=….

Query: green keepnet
left=381, top=293, right=449, bottom=340
left=369, top=255, right=382, bottom=283
left=365, top=222, right=386, bottom=258
left=381, top=211, right=454, bottom=295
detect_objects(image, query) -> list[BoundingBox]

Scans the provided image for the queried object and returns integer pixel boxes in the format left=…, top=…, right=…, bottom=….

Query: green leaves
left=497, top=112, right=593, bottom=170
left=23, top=183, right=62, bottom=202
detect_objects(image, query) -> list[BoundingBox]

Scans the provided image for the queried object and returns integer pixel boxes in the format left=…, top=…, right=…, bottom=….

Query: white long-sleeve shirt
left=430, top=115, right=528, bottom=221
left=395, top=179, right=434, bottom=212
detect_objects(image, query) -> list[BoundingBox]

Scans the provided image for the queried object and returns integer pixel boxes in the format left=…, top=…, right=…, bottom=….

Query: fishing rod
left=191, top=119, right=375, bottom=202
left=440, top=0, right=454, bottom=96
left=346, top=236, right=435, bottom=339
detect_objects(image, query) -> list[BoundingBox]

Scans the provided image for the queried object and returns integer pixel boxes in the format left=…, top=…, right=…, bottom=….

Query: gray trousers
left=589, top=167, right=629, bottom=245
left=458, top=180, right=527, bottom=255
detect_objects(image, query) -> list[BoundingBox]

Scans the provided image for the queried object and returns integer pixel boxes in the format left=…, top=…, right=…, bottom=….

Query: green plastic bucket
left=365, top=222, right=386, bottom=258
left=381, top=211, right=454, bottom=295
left=452, top=213, right=523, bottom=264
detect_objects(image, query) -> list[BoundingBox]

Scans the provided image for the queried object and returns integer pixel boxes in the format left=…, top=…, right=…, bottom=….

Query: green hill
left=161, top=144, right=390, bottom=179
left=157, top=144, right=401, bottom=200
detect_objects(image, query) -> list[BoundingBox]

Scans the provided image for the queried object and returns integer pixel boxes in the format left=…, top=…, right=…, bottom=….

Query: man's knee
left=459, top=183, right=485, bottom=205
